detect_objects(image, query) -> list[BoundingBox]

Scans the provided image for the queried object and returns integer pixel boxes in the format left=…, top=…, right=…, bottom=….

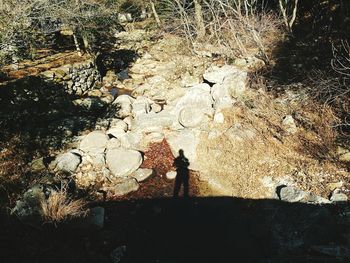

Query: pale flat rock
left=107, top=138, right=122, bottom=150
left=132, top=96, right=151, bottom=117
left=80, top=131, right=109, bottom=154
left=107, top=127, right=126, bottom=138
left=131, top=111, right=176, bottom=133
left=106, top=149, right=142, bottom=177
left=104, top=177, right=140, bottom=196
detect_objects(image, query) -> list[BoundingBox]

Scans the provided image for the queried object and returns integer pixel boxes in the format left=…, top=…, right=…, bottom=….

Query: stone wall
left=39, top=59, right=101, bottom=95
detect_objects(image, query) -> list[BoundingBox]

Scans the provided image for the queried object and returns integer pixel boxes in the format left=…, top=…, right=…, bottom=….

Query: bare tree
left=278, top=0, right=299, bottom=32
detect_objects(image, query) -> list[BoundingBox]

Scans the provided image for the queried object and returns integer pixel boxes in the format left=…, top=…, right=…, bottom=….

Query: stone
left=166, top=171, right=177, bottom=180
left=151, top=103, right=162, bottom=113
left=73, top=97, right=105, bottom=111
left=88, top=206, right=105, bottom=229
left=327, top=181, right=344, bottom=191
left=107, top=127, right=126, bottom=139
left=109, top=119, right=128, bottom=131
left=166, top=129, right=201, bottom=170
left=106, top=149, right=142, bottom=177
left=174, top=83, right=214, bottom=117
left=139, top=132, right=165, bottom=151
left=282, top=115, right=297, bottom=134
left=337, top=146, right=350, bottom=162
left=203, top=65, right=243, bottom=84
left=30, top=157, right=46, bottom=172
left=55, top=152, right=82, bottom=173
left=113, top=95, right=134, bottom=118
left=278, top=186, right=308, bottom=202
left=132, top=96, right=151, bottom=117
left=123, top=116, right=133, bottom=130
left=80, top=131, right=109, bottom=154
left=223, top=73, right=247, bottom=99
left=131, top=168, right=154, bottom=182
left=211, top=83, right=231, bottom=103
left=132, top=111, right=176, bottom=133
left=119, top=132, right=142, bottom=150
left=107, top=138, right=122, bottom=150
left=178, top=107, right=205, bottom=128
left=330, top=190, right=348, bottom=202
left=104, top=177, right=139, bottom=196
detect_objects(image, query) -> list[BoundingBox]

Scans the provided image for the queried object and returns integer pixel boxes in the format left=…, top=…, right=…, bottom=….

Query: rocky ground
left=1, top=28, right=350, bottom=262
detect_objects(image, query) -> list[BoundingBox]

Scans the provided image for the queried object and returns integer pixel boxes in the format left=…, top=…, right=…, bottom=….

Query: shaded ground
left=1, top=197, right=349, bottom=263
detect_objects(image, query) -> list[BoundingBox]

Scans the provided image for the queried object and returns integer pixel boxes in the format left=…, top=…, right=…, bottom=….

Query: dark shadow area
left=270, top=1, right=350, bottom=85
left=95, top=49, right=139, bottom=78
left=173, top=149, right=190, bottom=198
left=0, top=76, right=111, bottom=208
left=0, top=197, right=349, bottom=263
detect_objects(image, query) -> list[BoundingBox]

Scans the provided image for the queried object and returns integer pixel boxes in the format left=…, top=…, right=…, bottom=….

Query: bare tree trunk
left=194, top=0, right=206, bottom=39
left=72, top=33, right=82, bottom=56
left=150, top=1, right=161, bottom=27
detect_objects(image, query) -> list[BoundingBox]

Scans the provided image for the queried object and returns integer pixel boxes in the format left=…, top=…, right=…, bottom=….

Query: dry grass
left=40, top=187, right=87, bottom=223
left=197, top=89, right=349, bottom=199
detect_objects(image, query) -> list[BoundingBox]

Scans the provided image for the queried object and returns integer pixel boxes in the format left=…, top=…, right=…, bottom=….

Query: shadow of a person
left=173, top=149, right=190, bottom=198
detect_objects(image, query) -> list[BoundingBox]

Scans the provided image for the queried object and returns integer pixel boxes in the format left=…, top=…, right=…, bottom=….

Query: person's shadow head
left=173, top=149, right=190, bottom=198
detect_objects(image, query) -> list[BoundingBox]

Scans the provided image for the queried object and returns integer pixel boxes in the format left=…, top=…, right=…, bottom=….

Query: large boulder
left=106, top=148, right=142, bottom=177
left=80, top=131, right=109, bottom=154
left=178, top=107, right=206, bottom=128
left=131, top=168, right=154, bottom=182
left=173, top=83, right=214, bottom=118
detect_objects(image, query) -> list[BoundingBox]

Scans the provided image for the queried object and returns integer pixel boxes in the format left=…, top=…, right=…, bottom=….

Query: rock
left=109, top=119, right=128, bottom=131
left=113, top=95, right=134, bottom=118
left=166, top=129, right=201, bottom=170
left=107, top=127, right=126, bottom=138
left=132, top=96, right=151, bottom=117
left=88, top=206, right=105, bottom=229
left=80, top=131, right=109, bottom=154
left=131, top=168, right=154, bottom=182
left=110, top=245, right=127, bottom=263
left=203, top=65, right=243, bottom=84
left=132, top=111, right=176, bottom=133
left=151, top=103, right=162, bottom=113
left=73, top=97, right=105, bottom=111
left=223, top=73, right=247, bottom=99
left=30, top=157, right=46, bottom=172
left=234, top=56, right=265, bottom=71
left=211, top=83, right=231, bottom=103
left=104, top=177, right=139, bottom=196
left=337, top=146, right=350, bottom=162
left=107, top=138, right=122, bottom=149
left=55, top=152, right=82, bottom=173
left=106, top=149, right=142, bottom=177
left=178, top=107, right=205, bottom=128
left=123, top=116, right=133, bottom=130
left=330, top=189, right=348, bottom=202
left=174, top=83, right=214, bottom=117
left=278, top=186, right=308, bottom=202
left=119, top=132, right=143, bottom=150
left=282, top=115, right=297, bottom=134
left=166, top=171, right=177, bottom=180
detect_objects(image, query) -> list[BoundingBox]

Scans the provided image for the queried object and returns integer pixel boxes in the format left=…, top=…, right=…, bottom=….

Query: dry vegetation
left=197, top=88, right=348, bottom=199
left=40, top=187, right=87, bottom=223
